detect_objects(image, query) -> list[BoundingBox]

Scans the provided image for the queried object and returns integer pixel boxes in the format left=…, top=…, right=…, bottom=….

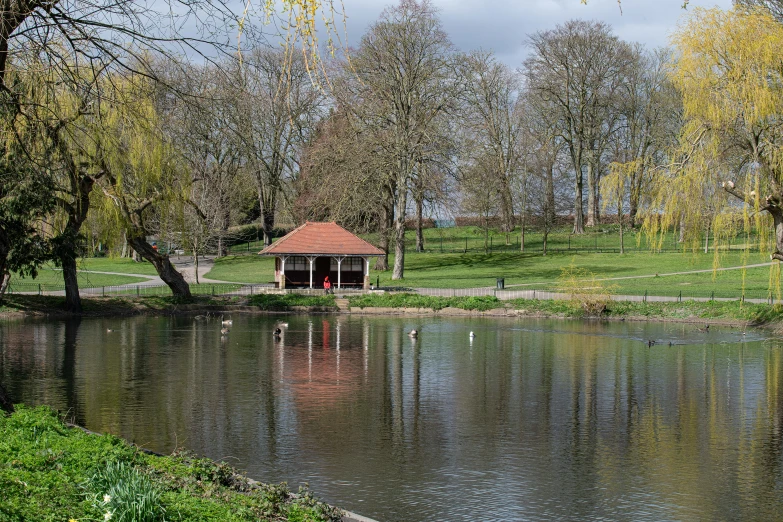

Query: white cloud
left=336, top=0, right=733, bottom=66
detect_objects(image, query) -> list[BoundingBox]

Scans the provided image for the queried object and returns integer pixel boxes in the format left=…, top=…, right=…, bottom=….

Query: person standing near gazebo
left=324, top=275, right=332, bottom=294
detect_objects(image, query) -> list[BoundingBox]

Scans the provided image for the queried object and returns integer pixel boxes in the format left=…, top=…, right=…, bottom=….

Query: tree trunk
left=261, top=208, right=275, bottom=247
left=0, top=271, right=10, bottom=296
left=772, top=209, right=783, bottom=261
left=704, top=221, right=710, bottom=254
left=629, top=177, right=640, bottom=228
left=128, top=236, right=191, bottom=298
left=574, top=171, right=585, bottom=234
left=375, top=202, right=391, bottom=271
left=258, top=184, right=277, bottom=247
left=415, top=191, right=424, bottom=252
left=194, top=251, right=200, bottom=285
left=679, top=216, right=685, bottom=243
left=586, top=160, right=596, bottom=227
left=218, top=204, right=231, bottom=257
left=618, top=202, right=624, bottom=255
left=498, top=170, right=514, bottom=234
left=543, top=230, right=548, bottom=256
left=392, top=181, right=408, bottom=280
left=0, top=235, right=10, bottom=298
left=61, top=252, right=81, bottom=312
left=0, top=381, right=13, bottom=415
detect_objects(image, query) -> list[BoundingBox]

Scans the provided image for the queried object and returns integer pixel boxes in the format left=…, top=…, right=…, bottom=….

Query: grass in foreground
left=0, top=405, right=342, bottom=522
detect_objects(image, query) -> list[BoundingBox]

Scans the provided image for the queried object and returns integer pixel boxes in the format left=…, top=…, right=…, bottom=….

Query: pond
left=2, top=314, right=783, bottom=521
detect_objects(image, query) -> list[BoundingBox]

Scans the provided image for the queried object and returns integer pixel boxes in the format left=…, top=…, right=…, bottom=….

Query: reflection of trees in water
left=4, top=318, right=783, bottom=518
left=58, top=318, right=83, bottom=425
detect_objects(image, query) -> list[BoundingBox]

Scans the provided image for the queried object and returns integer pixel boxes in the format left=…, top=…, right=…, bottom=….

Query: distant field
left=370, top=251, right=772, bottom=291
left=226, top=223, right=775, bottom=257
left=203, top=248, right=778, bottom=299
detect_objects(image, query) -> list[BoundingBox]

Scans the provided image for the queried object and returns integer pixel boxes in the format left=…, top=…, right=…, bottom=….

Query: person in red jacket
left=324, top=275, right=332, bottom=294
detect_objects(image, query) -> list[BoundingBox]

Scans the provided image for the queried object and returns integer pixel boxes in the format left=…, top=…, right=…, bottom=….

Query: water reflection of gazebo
left=279, top=319, right=368, bottom=413
left=258, top=222, right=384, bottom=290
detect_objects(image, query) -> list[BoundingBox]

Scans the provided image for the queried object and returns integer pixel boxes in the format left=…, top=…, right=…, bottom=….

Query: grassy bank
left=347, top=292, right=783, bottom=325
left=2, top=292, right=780, bottom=326
left=0, top=405, right=342, bottom=521
left=348, top=293, right=501, bottom=311
left=0, top=294, right=336, bottom=317
left=247, top=294, right=336, bottom=310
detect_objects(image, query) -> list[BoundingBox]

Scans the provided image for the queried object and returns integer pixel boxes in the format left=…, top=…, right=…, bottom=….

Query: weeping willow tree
left=92, top=73, right=193, bottom=298
left=640, top=7, right=783, bottom=293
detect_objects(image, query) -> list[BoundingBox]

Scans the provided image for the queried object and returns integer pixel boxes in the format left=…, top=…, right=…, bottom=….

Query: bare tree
left=460, top=50, right=524, bottom=243
left=610, top=46, right=681, bottom=227
left=337, top=0, right=457, bottom=279
left=235, top=47, right=325, bottom=246
left=524, top=20, right=635, bottom=233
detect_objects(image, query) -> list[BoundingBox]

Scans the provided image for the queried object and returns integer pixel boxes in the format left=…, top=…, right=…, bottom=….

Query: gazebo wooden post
left=279, top=255, right=288, bottom=289
left=307, top=256, right=317, bottom=289
left=363, top=257, right=370, bottom=290
left=335, top=256, right=345, bottom=289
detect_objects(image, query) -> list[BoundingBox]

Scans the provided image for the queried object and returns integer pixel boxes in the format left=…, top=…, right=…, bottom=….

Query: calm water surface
left=2, top=314, right=783, bottom=521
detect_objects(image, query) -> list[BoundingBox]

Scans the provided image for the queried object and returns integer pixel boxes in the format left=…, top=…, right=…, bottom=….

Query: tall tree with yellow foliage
left=645, top=7, right=783, bottom=261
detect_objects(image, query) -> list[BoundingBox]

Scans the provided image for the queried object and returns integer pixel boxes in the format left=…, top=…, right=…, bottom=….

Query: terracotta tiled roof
left=258, top=222, right=385, bottom=256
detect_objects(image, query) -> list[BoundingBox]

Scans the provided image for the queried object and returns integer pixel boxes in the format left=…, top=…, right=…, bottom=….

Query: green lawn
left=10, top=257, right=160, bottom=290
left=10, top=269, right=149, bottom=291
left=204, top=255, right=276, bottom=283
left=371, top=250, right=772, bottom=290
left=581, top=265, right=779, bottom=300
left=201, top=248, right=777, bottom=299
left=78, top=257, right=159, bottom=276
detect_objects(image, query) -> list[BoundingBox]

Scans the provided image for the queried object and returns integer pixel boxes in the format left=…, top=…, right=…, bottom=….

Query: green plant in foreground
left=1, top=406, right=343, bottom=521
left=86, top=461, right=165, bottom=522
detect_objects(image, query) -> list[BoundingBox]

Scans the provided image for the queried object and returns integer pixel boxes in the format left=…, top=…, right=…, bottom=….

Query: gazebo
left=258, top=222, right=384, bottom=290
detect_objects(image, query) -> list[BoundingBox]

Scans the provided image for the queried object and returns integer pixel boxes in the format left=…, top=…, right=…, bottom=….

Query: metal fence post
left=678, top=291, right=681, bottom=303
left=644, top=289, right=647, bottom=303
left=102, top=286, right=105, bottom=297
left=136, top=285, right=140, bottom=296
left=38, top=284, right=41, bottom=296
left=710, top=291, right=714, bottom=302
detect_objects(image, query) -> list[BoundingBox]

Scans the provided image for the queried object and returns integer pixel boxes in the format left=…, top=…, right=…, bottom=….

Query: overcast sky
left=329, top=0, right=733, bottom=66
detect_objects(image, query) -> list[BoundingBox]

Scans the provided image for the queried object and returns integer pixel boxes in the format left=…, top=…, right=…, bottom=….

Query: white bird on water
left=408, top=329, right=418, bottom=338
left=469, top=331, right=475, bottom=338
left=221, top=315, right=233, bottom=326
